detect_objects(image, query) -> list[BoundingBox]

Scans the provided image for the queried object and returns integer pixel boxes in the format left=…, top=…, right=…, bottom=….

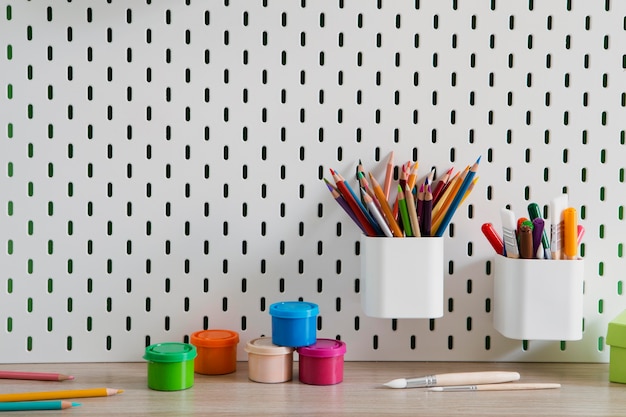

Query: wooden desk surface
left=0, top=362, right=625, bottom=416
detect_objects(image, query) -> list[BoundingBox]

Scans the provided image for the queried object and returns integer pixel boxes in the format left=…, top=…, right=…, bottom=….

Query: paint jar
left=144, top=342, right=197, bottom=391
left=361, top=235, right=444, bottom=318
left=269, top=301, right=319, bottom=347
left=493, top=255, right=584, bottom=340
left=245, top=337, right=294, bottom=383
left=297, top=339, right=347, bottom=385
left=190, top=329, right=239, bottom=375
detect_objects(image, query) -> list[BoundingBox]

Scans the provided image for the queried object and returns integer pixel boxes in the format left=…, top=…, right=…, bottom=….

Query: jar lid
left=245, top=337, right=294, bottom=355
left=269, top=301, right=319, bottom=319
left=190, top=329, right=239, bottom=348
left=297, top=339, right=346, bottom=358
left=143, top=342, right=197, bottom=363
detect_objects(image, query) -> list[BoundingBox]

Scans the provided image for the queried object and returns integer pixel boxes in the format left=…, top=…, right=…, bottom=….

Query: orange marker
left=563, top=207, right=578, bottom=259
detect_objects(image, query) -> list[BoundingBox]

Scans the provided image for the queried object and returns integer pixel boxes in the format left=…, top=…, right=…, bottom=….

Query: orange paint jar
left=190, top=329, right=239, bottom=375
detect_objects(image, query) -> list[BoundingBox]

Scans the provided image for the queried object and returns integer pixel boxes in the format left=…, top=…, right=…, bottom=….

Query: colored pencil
left=421, top=183, right=433, bottom=237
left=432, top=167, right=453, bottom=204
left=369, top=173, right=403, bottom=237
left=434, top=156, right=480, bottom=236
left=357, top=171, right=378, bottom=207
left=432, top=170, right=462, bottom=222
left=0, top=401, right=80, bottom=411
left=392, top=162, right=409, bottom=221
left=337, top=170, right=384, bottom=236
left=383, top=151, right=394, bottom=200
left=363, top=191, right=393, bottom=237
left=406, top=161, right=419, bottom=192
left=0, top=371, right=74, bottom=381
left=356, top=159, right=367, bottom=205
left=330, top=169, right=378, bottom=237
left=397, top=185, right=412, bottom=236
left=404, top=183, right=421, bottom=237
left=0, top=388, right=123, bottom=402
left=416, top=183, right=424, bottom=227
left=324, top=179, right=368, bottom=235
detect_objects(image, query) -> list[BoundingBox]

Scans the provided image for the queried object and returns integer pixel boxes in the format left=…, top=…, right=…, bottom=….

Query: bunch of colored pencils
left=0, top=370, right=122, bottom=412
left=324, top=152, right=480, bottom=238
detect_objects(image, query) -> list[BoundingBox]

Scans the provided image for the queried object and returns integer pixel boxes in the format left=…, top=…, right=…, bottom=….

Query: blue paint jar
left=269, top=301, right=319, bottom=347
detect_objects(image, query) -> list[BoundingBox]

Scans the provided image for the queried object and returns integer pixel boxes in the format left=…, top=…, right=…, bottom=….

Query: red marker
left=577, top=224, right=585, bottom=246
left=481, top=222, right=504, bottom=255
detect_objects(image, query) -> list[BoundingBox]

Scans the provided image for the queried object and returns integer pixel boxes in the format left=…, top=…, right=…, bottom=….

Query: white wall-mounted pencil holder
left=493, top=255, right=584, bottom=341
left=360, top=235, right=444, bottom=319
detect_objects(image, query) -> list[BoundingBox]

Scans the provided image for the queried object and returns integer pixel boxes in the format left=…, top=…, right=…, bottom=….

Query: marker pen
left=549, top=195, right=569, bottom=260
left=500, top=208, right=519, bottom=259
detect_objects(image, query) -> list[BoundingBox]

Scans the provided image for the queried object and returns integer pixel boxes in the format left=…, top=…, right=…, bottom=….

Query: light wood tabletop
left=0, top=362, right=624, bottom=416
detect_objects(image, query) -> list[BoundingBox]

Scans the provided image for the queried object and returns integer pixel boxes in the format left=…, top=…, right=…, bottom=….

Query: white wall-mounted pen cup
left=360, top=235, right=444, bottom=319
left=493, top=255, right=584, bottom=341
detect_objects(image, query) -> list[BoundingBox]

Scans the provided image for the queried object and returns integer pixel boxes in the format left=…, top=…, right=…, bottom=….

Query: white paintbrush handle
left=430, top=383, right=561, bottom=392
left=431, top=371, right=520, bottom=386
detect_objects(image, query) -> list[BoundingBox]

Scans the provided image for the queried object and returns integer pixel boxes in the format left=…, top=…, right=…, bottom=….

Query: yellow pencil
left=432, top=171, right=461, bottom=219
left=0, top=388, right=123, bottom=402
left=459, top=177, right=479, bottom=206
left=369, top=173, right=403, bottom=237
left=432, top=168, right=465, bottom=227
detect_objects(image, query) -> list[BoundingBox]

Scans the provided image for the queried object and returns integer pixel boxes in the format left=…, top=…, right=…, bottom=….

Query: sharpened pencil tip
left=476, top=155, right=481, bottom=164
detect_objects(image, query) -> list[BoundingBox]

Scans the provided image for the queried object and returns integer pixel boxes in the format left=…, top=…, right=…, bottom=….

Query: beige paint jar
left=245, top=337, right=294, bottom=383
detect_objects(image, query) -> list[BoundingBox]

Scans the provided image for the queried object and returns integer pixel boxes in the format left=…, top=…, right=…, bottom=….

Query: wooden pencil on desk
left=0, top=400, right=80, bottom=411
left=0, top=370, right=74, bottom=381
left=0, top=388, right=123, bottom=402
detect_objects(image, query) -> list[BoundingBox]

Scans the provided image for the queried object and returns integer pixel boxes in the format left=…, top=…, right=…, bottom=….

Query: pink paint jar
left=245, top=337, right=294, bottom=383
left=296, top=339, right=347, bottom=385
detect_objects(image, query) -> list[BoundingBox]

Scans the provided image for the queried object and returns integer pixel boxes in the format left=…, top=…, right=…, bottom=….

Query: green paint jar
left=144, top=342, right=197, bottom=391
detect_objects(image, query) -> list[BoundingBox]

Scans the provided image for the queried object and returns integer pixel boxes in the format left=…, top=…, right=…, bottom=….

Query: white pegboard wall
left=1, top=0, right=625, bottom=363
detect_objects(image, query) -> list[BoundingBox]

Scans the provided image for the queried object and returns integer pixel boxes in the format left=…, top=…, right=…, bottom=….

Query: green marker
left=527, top=202, right=550, bottom=259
